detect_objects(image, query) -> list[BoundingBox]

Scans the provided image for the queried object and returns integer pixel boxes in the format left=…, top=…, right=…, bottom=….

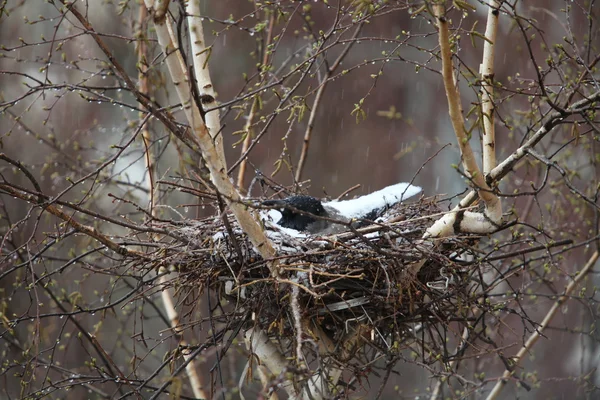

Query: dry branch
left=485, top=251, right=599, bottom=399
left=0, top=182, right=146, bottom=258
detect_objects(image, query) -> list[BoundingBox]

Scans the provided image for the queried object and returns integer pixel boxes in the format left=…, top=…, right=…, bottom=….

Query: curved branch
left=426, top=3, right=502, bottom=238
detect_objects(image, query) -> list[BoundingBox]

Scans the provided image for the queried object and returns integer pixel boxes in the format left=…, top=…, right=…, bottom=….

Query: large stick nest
left=149, top=196, right=481, bottom=347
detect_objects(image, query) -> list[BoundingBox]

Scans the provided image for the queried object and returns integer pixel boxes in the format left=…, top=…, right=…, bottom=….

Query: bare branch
left=143, top=0, right=278, bottom=269
left=486, top=251, right=599, bottom=399
left=426, top=3, right=502, bottom=238
left=480, top=0, right=500, bottom=174
left=186, top=0, right=227, bottom=165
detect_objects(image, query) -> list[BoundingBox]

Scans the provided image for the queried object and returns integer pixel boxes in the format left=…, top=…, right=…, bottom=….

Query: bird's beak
left=262, top=199, right=287, bottom=208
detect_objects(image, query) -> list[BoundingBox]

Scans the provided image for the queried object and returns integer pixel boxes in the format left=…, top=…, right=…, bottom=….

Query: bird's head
left=263, top=195, right=328, bottom=231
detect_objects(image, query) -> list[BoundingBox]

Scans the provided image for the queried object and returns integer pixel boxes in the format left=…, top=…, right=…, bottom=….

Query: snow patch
left=325, top=182, right=421, bottom=219
left=265, top=224, right=307, bottom=239
left=212, top=231, right=226, bottom=241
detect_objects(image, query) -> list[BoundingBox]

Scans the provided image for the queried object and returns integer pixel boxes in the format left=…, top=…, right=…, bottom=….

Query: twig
left=291, top=282, right=304, bottom=366
left=485, top=250, right=599, bottom=399
left=480, top=239, right=573, bottom=263
left=237, top=13, right=275, bottom=191
left=336, top=184, right=361, bottom=200
left=158, top=267, right=208, bottom=399
left=430, top=326, right=470, bottom=400
left=295, top=22, right=364, bottom=182
left=60, top=0, right=204, bottom=156
left=138, top=6, right=155, bottom=215
left=138, top=7, right=208, bottom=398
left=0, top=183, right=146, bottom=258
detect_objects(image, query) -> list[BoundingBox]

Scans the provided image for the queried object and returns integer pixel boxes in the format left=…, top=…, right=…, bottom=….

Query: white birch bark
left=185, top=0, right=226, bottom=165
left=143, top=0, right=278, bottom=268
left=425, top=3, right=502, bottom=238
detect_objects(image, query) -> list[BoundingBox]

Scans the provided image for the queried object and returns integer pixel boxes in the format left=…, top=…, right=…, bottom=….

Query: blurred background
left=1, top=0, right=599, bottom=399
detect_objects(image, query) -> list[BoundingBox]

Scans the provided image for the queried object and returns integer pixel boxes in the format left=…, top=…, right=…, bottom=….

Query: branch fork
left=425, top=2, right=502, bottom=239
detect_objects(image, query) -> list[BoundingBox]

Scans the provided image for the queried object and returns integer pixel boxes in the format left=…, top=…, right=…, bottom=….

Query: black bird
left=262, top=195, right=346, bottom=234
left=262, top=183, right=422, bottom=235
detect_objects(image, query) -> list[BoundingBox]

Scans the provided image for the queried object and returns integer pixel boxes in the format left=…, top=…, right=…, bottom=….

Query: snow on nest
left=260, top=209, right=308, bottom=238
left=257, top=182, right=421, bottom=237
left=265, top=223, right=307, bottom=239
left=325, top=182, right=421, bottom=219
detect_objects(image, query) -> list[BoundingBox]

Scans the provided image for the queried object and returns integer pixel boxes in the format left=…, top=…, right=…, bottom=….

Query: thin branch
left=0, top=183, right=146, bottom=258
left=138, top=6, right=208, bottom=398
left=138, top=5, right=155, bottom=215
left=295, top=22, right=363, bottom=182
left=237, top=13, right=275, bottom=191
left=485, top=250, right=599, bottom=399
left=60, top=0, right=204, bottom=156
left=158, top=268, right=208, bottom=399
left=430, top=326, right=470, bottom=400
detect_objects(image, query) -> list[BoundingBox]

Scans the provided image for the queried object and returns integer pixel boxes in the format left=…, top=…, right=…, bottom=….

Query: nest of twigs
left=149, top=195, right=482, bottom=349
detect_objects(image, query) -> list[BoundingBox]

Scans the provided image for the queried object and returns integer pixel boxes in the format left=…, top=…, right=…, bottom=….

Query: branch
left=186, top=0, right=226, bottom=165
left=426, top=3, right=502, bottom=238
left=485, top=250, right=599, bottom=399
left=295, top=23, right=363, bottom=182
left=142, top=5, right=349, bottom=399
left=237, top=13, right=275, bottom=191
left=299, top=320, right=365, bottom=399
left=159, top=269, right=208, bottom=399
left=244, top=328, right=298, bottom=399
left=137, top=7, right=208, bottom=398
left=60, top=0, right=204, bottom=157
left=434, top=3, right=488, bottom=196
left=430, top=326, right=470, bottom=400
left=0, top=183, right=146, bottom=258
left=489, top=90, right=599, bottom=184
left=137, top=6, right=155, bottom=214
left=424, top=88, right=600, bottom=238
left=143, top=0, right=278, bottom=270
left=480, top=1, right=500, bottom=174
